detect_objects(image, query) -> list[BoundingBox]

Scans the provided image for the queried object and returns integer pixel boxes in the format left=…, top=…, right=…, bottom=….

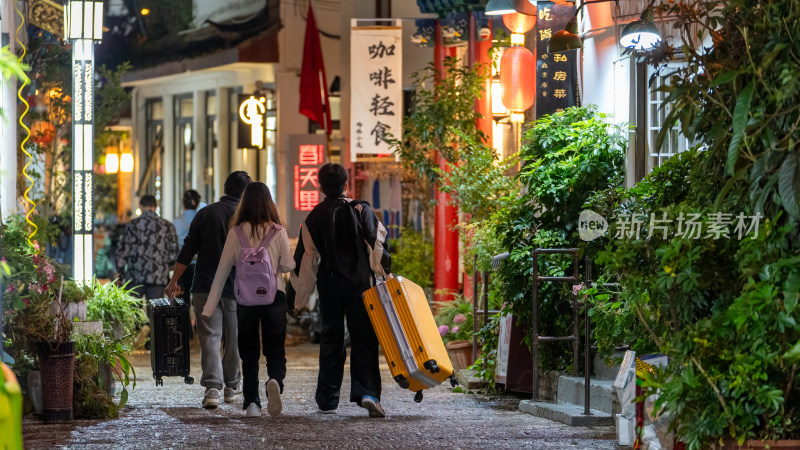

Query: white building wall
left=0, top=0, right=19, bottom=220
left=580, top=4, right=638, bottom=186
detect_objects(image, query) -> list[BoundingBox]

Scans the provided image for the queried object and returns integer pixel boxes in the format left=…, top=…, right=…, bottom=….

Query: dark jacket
left=116, top=210, right=179, bottom=285
left=176, top=195, right=239, bottom=297
left=291, top=196, right=391, bottom=307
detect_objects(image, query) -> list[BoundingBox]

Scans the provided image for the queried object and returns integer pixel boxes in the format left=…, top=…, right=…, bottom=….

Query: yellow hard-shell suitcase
left=363, top=276, right=457, bottom=402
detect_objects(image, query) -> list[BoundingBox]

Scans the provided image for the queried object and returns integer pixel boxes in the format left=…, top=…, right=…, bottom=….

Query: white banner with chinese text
left=350, top=21, right=403, bottom=161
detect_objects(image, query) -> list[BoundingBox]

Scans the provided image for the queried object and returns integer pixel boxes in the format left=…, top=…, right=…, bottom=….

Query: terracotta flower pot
left=446, top=340, right=476, bottom=371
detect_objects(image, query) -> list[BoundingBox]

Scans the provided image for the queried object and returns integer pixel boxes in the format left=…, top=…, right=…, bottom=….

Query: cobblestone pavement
left=23, top=336, right=617, bottom=449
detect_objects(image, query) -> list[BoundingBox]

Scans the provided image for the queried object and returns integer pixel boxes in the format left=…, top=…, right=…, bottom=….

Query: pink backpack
left=233, top=224, right=281, bottom=306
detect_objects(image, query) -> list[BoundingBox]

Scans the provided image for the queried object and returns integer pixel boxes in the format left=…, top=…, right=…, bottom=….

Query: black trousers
left=237, top=291, right=287, bottom=409
left=315, top=287, right=381, bottom=410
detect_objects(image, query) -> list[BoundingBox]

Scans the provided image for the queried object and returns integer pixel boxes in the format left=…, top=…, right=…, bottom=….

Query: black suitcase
left=148, top=298, right=194, bottom=386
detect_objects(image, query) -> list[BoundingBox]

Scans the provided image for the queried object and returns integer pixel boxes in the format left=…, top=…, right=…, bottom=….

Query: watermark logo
left=579, top=210, right=609, bottom=242
left=577, top=210, right=763, bottom=242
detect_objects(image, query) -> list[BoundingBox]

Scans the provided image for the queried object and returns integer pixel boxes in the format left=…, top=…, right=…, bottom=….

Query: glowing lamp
left=105, top=152, right=119, bottom=174
left=485, top=0, right=515, bottom=16
left=491, top=79, right=508, bottom=116
left=500, top=46, right=536, bottom=117
left=120, top=152, right=134, bottom=173
left=620, top=19, right=662, bottom=50
left=503, top=12, right=536, bottom=35
left=63, top=0, right=104, bottom=41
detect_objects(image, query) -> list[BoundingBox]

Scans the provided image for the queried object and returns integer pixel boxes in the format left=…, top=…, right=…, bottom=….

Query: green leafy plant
left=390, top=57, right=489, bottom=186
left=86, top=279, right=146, bottom=340
left=387, top=228, right=434, bottom=289
left=583, top=1, right=800, bottom=445
left=72, top=332, right=136, bottom=419
left=480, top=106, right=627, bottom=374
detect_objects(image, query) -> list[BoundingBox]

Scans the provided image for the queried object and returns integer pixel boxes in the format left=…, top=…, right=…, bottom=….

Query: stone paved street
left=22, top=337, right=617, bottom=449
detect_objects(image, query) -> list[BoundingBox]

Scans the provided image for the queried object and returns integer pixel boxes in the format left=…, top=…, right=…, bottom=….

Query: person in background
left=115, top=195, right=179, bottom=300
left=165, top=172, right=251, bottom=409
left=173, top=190, right=207, bottom=327
left=200, top=182, right=294, bottom=418
left=174, top=189, right=207, bottom=248
left=291, top=163, right=392, bottom=418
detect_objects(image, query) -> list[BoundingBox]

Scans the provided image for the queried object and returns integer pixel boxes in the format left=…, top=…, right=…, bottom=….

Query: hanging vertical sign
left=350, top=19, right=403, bottom=161
left=535, top=1, right=579, bottom=116
left=238, top=94, right=267, bottom=149
left=286, top=134, right=327, bottom=238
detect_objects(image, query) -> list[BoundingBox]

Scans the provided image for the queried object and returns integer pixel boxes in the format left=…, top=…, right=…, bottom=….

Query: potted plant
left=72, top=332, right=136, bottom=419
left=434, top=293, right=475, bottom=370
left=86, top=278, right=146, bottom=341
left=2, top=217, right=82, bottom=422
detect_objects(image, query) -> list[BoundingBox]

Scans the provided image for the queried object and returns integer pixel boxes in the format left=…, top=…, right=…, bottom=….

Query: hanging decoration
left=17, top=3, right=39, bottom=251
left=499, top=46, right=536, bottom=122
left=499, top=10, right=536, bottom=123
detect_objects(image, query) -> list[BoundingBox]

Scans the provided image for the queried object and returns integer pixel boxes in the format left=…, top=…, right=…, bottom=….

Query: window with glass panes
left=174, top=95, right=194, bottom=217
left=647, top=69, right=690, bottom=172
left=204, top=92, right=218, bottom=203
left=144, top=99, right=164, bottom=215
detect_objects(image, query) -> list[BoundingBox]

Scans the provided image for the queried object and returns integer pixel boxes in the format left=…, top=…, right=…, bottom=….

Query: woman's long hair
left=229, top=182, right=282, bottom=240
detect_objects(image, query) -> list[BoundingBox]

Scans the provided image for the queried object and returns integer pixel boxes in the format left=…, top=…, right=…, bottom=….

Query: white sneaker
left=245, top=403, right=261, bottom=418
left=202, top=388, right=220, bottom=409
left=266, top=379, right=282, bottom=418
left=224, top=383, right=242, bottom=403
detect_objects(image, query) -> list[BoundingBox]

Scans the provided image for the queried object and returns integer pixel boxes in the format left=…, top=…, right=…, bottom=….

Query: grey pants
left=193, top=293, right=241, bottom=390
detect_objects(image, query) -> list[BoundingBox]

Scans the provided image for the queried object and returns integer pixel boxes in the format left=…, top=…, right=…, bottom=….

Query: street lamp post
left=64, top=0, right=103, bottom=283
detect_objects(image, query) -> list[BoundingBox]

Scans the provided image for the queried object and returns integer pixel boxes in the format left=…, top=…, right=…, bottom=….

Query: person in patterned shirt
left=116, top=194, right=179, bottom=299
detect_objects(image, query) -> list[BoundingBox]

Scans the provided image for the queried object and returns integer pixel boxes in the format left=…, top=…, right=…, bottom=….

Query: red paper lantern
left=500, top=47, right=536, bottom=113
left=502, top=12, right=536, bottom=35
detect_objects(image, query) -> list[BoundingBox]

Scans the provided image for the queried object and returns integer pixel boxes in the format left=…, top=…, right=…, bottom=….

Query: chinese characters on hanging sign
left=294, top=144, right=324, bottom=212
left=286, top=134, right=327, bottom=238
left=350, top=22, right=403, bottom=161
left=238, top=94, right=267, bottom=149
left=535, top=1, right=579, bottom=116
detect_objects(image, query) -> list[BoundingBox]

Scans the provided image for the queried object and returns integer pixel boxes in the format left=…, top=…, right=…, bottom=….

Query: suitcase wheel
left=449, top=376, right=459, bottom=387
left=423, top=360, right=440, bottom=374
left=184, top=376, right=194, bottom=385
left=394, top=375, right=410, bottom=390
left=155, top=376, right=163, bottom=387
left=414, top=391, right=423, bottom=403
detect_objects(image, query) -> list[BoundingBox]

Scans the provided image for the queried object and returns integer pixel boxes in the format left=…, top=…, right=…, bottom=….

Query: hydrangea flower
left=438, top=325, right=450, bottom=336
left=453, top=314, right=467, bottom=324
left=452, top=326, right=460, bottom=334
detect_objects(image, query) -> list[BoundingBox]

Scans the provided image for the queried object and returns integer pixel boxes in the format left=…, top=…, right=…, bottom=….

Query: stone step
left=557, top=376, right=620, bottom=415
left=453, top=368, right=488, bottom=390
left=519, top=400, right=614, bottom=427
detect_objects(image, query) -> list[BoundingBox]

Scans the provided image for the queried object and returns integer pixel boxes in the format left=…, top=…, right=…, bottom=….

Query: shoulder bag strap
left=256, top=224, right=282, bottom=251
left=233, top=225, right=251, bottom=264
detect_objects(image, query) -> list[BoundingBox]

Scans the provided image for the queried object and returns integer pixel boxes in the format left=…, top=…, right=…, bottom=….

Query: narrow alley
left=21, top=339, right=616, bottom=449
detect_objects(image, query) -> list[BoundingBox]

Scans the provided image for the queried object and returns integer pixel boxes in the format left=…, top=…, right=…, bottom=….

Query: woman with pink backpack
left=201, top=182, right=294, bottom=418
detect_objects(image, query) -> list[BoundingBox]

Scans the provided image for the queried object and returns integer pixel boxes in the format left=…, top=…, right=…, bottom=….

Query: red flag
left=299, top=2, right=332, bottom=135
